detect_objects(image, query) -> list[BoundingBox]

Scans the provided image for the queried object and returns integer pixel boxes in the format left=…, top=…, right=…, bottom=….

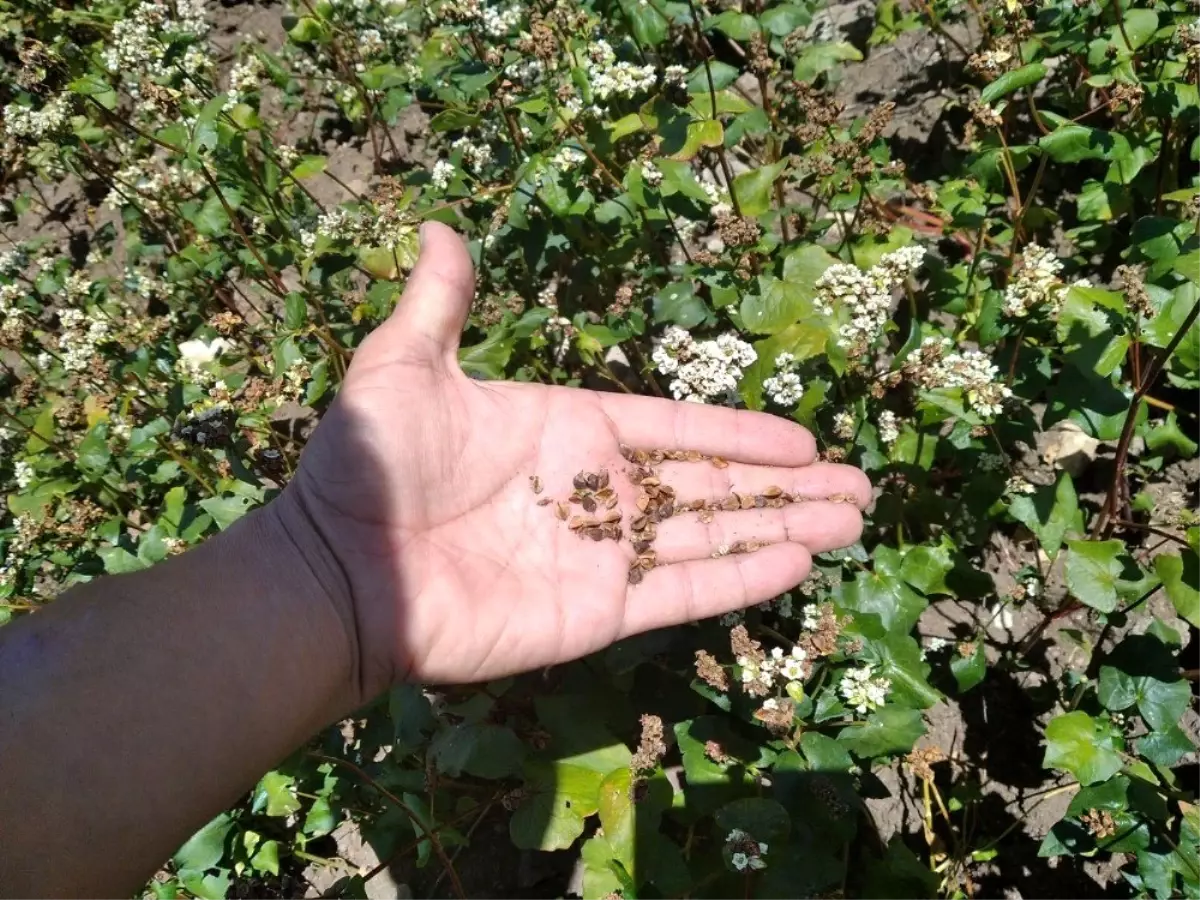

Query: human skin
left=0, top=223, right=871, bottom=897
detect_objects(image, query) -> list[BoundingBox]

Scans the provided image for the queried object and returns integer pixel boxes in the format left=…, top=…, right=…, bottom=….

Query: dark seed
left=587, top=527, right=605, bottom=542
left=582, top=496, right=597, bottom=513
left=597, top=470, right=610, bottom=489
left=633, top=540, right=651, bottom=554
left=573, top=474, right=588, bottom=490
left=628, top=567, right=644, bottom=585
left=530, top=475, right=543, bottom=494
left=586, top=473, right=600, bottom=491
left=537, top=497, right=552, bottom=506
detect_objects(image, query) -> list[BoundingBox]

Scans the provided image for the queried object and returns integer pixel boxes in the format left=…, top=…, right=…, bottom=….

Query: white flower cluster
left=1005, top=474, right=1035, bottom=495
left=0, top=248, right=26, bottom=277
left=640, top=160, right=663, bottom=187
left=451, top=136, right=493, bottom=170
left=814, top=246, right=926, bottom=357
left=587, top=39, right=657, bottom=104
left=908, top=337, right=1011, bottom=418
left=925, top=636, right=951, bottom=654
left=226, top=55, right=265, bottom=104
left=738, top=645, right=809, bottom=690
left=763, top=352, right=804, bottom=406
left=3, top=94, right=71, bottom=141
left=103, top=158, right=206, bottom=215
left=358, top=27, right=386, bottom=57
left=551, top=146, right=587, bottom=172
left=299, top=206, right=416, bottom=254
left=832, top=410, right=856, bottom=440
left=482, top=3, right=522, bottom=37
left=430, top=159, right=457, bottom=190
left=57, top=308, right=111, bottom=372
left=651, top=326, right=756, bottom=403
left=726, top=830, right=768, bottom=872
left=1003, top=243, right=1065, bottom=317
left=102, top=0, right=210, bottom=88
left=700, top=180, right=732, bottom=217
left=839, top=664, right=891, bottom=715
left=177, top=337, right=233, bottom=383
left=877, top=409, right=900, bottom=445
left=13, top=460, right=34, bottom=490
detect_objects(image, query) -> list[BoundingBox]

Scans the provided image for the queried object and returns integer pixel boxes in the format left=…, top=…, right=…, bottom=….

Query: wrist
left=252, top=487, right=369, bottom=713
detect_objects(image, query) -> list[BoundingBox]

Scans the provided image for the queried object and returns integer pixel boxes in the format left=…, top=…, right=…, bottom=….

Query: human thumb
left=386, top=221, right=475, bottom=364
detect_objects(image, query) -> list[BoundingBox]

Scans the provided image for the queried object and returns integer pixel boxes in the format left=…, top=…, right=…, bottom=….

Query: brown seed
left=605, top=493, right=619, bottom=510
left=633, top=449, right=649, bottom=465
left=620, top=444, right=635, bottom=461
left=638, top=549, right=657, bottom=565
left=628, top=566, right=644, bottom=585
left=721, top=496, right=740, bottom=512
left=530, top=475, right=543, bottom=494
left=649, top=449, right=665, bottom=464
left=570, top=515, right=599, bottom=530
left=780, top=492, right=794, bottom=503
left=711, top=456, right=729, bottom=469
left=730, top=540, right=747, bottom=554
left=640, top=476, right=661, bottom=487
left=636, top=494, right=650, bottom=512
left=631, top=514, right=649, bottom=531
left=754, top=495, right=766, bottom=508
left=763, top=485, right=783, bottom=498
left=639, top=556, right=656, bottom=571
left=585, top=473, right=599, bottom=491
left=632, top=540, right=651, bottom=554
left=659, top=500, right=675, bottom=518
left=555, top=502, right=569, bottom=520
left=597, top=469, right=610, bottom=489
left=768, top=497, right=786, bottom=509
left=586, top=527, right=605, bottom=542
left=686, top=449, right=703, bottom=462
left=644, top=485, right=660, bottom=501
left=640, top=524, right=657, bottom=541
left=582, top=496, right=597, bottom=513
left=830, top=492, right=856, bottom=504
left=596, top=486, right=614, bottom=502
left=537, top=497, right=552, bottom=507
left=739, top=493, right=755, bottom=511
left=573, top=473, right=588, bottom=490
left=690, top=499, right=706, bottom=511
left=569, top=491, right=584, bottom=504
left=660, top=484, right=676, bottom=500
left=607, top=524, right=624, bottom=541
left=602, top=509, right=622, bottom=524
left=699, top=510, right=715, bottom=524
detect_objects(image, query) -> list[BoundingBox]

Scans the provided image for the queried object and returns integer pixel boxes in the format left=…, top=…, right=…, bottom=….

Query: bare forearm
left=0, top=493, right=360, bottom=897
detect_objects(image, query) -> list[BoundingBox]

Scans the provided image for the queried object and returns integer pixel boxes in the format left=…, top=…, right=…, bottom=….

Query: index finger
left=595, top=393, right=817, bottom=467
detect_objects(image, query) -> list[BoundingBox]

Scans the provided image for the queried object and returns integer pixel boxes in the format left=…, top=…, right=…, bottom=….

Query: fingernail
left=418, top=221, right=430, bottom=249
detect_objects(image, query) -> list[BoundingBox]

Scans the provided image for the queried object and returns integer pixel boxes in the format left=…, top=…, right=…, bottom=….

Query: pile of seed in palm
left=532, top=445, right=858, bottom=587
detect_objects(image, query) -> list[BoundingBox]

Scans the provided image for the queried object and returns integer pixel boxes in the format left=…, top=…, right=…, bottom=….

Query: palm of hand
left=291, top=224, right=870, bottom=693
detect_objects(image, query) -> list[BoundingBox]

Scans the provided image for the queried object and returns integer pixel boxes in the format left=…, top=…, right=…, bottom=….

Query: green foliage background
left=0, top=0, right=1197, bottom=895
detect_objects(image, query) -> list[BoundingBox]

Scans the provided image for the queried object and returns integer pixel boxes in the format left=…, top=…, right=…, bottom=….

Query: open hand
left=283, top=223, right=871, bottom=698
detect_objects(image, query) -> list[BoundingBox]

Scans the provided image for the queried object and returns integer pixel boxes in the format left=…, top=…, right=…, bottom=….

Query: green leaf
left=706, top=10, right=759, bottom=40
left=290, top=155, right=326, bottom=179
left=428, top=109, right=480, bottom=131
left=1137, top=726, right=1195, bottom=767
left=898, top=542, right=955, bottom=596
left=861, top=632, right=942, bottom=709
left=198, top=494, right=257, bottom=531
left=1039, top=125, right=1130, bottom=164
left=284, top=292, right=306, bottom=329
left=250, top=840, right=280, bottom=876
left=98, top=545, right=150, bottom=575
left=740, top=275, right=812, bottom=335
left=838, top=707, right=926, bottom=758
left=838, top=564, right=928, bottom=636
left=685, top=61, right=740, bottom=93
left=1155, top=551, right=1199, bottom=627
left=1066, top=775, right=1129, bottom=817
left=980, top=63, right=1047, bottom=105
left=509, top=761, right=605, bottom=851
left=1065, top=539, right=1125, bottom=613
left=1008, top=473, right=1080, bottom=558
left=760, top=3, right=811, bottom=36
left=668, top=119, right=725, bottom=160
left=430, top=723, right=524, bottom=779
left=287, top=15, right=325, bottom=42
left=653, top=281, right=709, bottom=328
left=714, top=797, right=791, bottom=844
left=458, top=328, right=513, bottom=379
left=732, top=160, right=787, bottom=217
left=950, top=641, right=986, bottom=693
left=1114, top=8, right=1158, bottom=51
left=1042, top=711, right=1124, bottom=785
left=793, top=42, right=863, bottom=82
left=174, top=813, right=233, bottom=874
left=256, top=771, right=301, bottom=817
left=621, top=0, right=669, bottom=44
left=303, top=797, right=336, bottom=837
left=800, top=732, right=854, bottom=772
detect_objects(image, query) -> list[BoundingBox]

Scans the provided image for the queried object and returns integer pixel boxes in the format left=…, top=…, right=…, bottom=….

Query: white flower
left=13, top=460, right=34, bottom=490
left=1005, top=474, right=1035, bottom=495
left=925, top=636, right=950, bottom=653
left=652, top=327, right=756, bottom=404
left=1024, top=578, right=1040, bottom=598
left=764, top=352, right=804, bottom=406
left=551, top=146, right=587, bottom=172
left=178, top=337, right=233, bottom=371
left=877, top=410, right=900, bottom=445
left=430, top=159, right=457, bottom=190
left=839, top=664, right=891, bottom=714
left=814, top=246, right=926, bottom=357
left=641, top=160, right=663, bottom=187
left=832, top=410, right=856, bottom=440
left=587, top=39, right=657, bottom=103
left=907, top=345, right=1011, bottom=419
left=762, top=698, right=779, bottom=711
left=3, top=94, right=72, bottom=141
left=1003, top=244, right=1065, bottom=317
left=731, top=852, right=750, bottom=871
